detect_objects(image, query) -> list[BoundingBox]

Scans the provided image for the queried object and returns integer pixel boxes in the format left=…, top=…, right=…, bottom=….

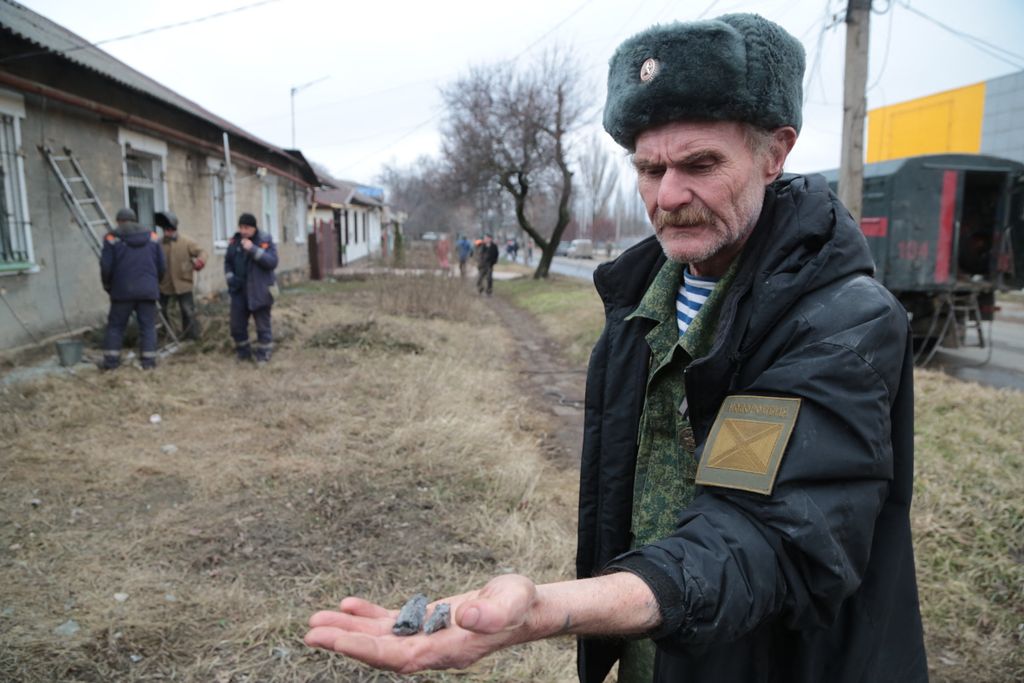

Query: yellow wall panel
left=866, top=82, right=986, bottom=162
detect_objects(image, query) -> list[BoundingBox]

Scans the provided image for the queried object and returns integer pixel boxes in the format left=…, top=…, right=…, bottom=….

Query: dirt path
left=487, top=293, right=588, bottom=469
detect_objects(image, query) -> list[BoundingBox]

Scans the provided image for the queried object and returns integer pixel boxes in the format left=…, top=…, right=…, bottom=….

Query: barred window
left=0, top=111, right=34, bottom=270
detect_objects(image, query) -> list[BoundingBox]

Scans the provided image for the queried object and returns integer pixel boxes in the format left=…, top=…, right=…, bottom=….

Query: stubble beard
left=653, top=183, right=765, bottom=267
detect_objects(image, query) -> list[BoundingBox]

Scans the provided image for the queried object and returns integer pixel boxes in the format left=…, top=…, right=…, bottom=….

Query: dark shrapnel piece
left=423, top=603, right=451, bottom=634
left=392, top=593, right=428, bottom=636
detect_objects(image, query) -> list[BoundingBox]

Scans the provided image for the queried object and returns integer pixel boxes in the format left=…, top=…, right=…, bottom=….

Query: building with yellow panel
left=867, top=70, right=1024, bottom=164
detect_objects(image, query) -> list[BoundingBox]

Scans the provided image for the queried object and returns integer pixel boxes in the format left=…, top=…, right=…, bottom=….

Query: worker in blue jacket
left=224, top=212, right=278, bottom=363
left=100, top=207, right=166, bottom=370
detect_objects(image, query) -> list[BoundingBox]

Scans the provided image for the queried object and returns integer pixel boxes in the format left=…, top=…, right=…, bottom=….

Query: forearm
left=528, top=571, right=661, bottom=640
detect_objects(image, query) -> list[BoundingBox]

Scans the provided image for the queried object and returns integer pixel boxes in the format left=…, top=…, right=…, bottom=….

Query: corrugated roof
left=0, top=0, right=298, bottom=163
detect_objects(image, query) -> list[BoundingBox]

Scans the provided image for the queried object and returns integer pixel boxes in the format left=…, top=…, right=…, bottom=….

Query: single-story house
left=0, top=0, right=319, bottom=352
left=309, top=175, right=386, bottom=275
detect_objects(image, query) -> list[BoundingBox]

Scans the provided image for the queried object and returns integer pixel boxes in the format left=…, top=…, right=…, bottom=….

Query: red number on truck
left=897, top=240, right=929, bottom=261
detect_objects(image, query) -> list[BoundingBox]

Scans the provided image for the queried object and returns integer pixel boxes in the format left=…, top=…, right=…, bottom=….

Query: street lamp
left=290, top=76, right=329, bottom=148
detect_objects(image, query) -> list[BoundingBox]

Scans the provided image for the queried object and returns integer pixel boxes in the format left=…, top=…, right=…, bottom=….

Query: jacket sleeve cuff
left=603, top=552, right=688, bottom=641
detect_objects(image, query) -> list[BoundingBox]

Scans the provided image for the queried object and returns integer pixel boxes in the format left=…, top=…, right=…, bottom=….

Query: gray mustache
left=655, top=207, right=715, bottom=228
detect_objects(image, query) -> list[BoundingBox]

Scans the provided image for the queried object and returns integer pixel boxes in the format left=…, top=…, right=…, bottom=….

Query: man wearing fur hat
left=304, top=14, right=927, bottom=683
left=224, top=212, right=278, bottom=364
left=156, top=210, right=206, bottom=341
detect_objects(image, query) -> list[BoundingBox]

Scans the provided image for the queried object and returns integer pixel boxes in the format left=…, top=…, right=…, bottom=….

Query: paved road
left=532, top=254, right=1024, bottom=392
left=931, top=300, right=1024, bottom=391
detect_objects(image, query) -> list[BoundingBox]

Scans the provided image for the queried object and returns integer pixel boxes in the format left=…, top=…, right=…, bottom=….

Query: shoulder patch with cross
left=695, top=395, right=802, bottom=495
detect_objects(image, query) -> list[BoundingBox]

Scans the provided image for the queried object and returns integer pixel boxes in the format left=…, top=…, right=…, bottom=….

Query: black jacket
left=100, top=223, right=165, bottom=301
left=224, top=231, right=278, bottom=309
left=477, top=242, right=499, bottom=267
left=577, top=175, right=927, bottom=682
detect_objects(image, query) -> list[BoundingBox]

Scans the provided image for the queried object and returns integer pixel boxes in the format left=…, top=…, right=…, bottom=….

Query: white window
left=118, top=130, right=167, bottom=229
left=261, top=175, right=278, bottom=241
left=0, top=89, right=35, bottom=273
left=208, top=158, right=235, bottom=248
left=293, top=189, right=307, bottom=244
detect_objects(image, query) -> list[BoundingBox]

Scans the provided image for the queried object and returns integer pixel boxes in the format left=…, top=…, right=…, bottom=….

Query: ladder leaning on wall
left=39, top=145, right=180, bottom=350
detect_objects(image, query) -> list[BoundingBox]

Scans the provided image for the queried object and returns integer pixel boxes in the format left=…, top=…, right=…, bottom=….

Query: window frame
left=118, top=129, right=168, bottom=229
left=0, top=89, right=36, bottom=275
left=208, top=157, right=236, bottom=250
left=261, top=174, right=279, bottom=242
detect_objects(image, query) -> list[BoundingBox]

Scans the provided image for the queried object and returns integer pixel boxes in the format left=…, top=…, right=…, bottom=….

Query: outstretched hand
left=304, top=574, right=541, bottom=673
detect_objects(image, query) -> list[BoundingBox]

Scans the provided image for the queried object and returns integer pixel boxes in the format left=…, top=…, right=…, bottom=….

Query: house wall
left=0, top=89, right=310, bottom=351
left=310, top=204, right=383, bottom=268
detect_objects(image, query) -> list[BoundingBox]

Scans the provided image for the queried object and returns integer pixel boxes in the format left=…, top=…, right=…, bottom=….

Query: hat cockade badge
left=639, top=58, right=659, bottom=82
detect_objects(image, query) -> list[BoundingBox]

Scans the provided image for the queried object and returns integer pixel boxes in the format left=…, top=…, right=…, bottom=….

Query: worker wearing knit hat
left=303, top=14, right=927, bottom=683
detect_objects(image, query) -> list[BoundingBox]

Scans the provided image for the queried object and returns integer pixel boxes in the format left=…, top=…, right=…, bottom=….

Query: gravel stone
left=392, top=593, right=428, bottom=635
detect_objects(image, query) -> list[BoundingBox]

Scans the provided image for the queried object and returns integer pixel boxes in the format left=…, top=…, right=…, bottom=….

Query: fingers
left=338, top=597, right=394, bottom=619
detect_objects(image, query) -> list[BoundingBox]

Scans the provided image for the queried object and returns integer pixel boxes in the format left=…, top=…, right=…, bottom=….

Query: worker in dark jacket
left=304, top=14, right=927, bottom=683
left=224, top=212, right=278, bottom=363
left=475, top=233, right=499, bottom=296
left=100, top=208, right=166, bottom=370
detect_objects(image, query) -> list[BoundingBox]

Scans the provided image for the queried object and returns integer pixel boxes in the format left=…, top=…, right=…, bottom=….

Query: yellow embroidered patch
left=695, top=395, right=801, bottom=495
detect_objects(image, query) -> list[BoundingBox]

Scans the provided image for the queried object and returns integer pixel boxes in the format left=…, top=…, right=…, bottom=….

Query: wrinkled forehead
left=632, top=120, right=751, bottom=163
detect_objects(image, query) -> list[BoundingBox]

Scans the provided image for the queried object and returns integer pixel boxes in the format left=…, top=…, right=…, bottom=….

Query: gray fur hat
left=603, top=13, right=805, bottom=150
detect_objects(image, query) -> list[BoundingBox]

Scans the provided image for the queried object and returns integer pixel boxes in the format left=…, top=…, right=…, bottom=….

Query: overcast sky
left=17, top=0, right=1024, bottom=186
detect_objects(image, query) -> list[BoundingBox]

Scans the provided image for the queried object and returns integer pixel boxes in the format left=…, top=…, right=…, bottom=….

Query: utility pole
left=839, top=0, right=871, bottom=224
left=290, top=76, right=329, bottom=148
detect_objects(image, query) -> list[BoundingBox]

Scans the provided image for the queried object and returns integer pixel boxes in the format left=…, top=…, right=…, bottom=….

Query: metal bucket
left=55, top=339, right=84, bottom=367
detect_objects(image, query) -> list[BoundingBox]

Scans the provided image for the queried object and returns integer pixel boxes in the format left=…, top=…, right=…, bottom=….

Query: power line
left=93, top=0, right=282, bottom=47
left=899, top=1, right=1024, bottom=70
left=508, top=0, right=596, bottom=63
left=330, top=0, right=600, bottom=173
left=1, top=0, right=282, bottom=64
left=866, top=0, right=896, bottom=93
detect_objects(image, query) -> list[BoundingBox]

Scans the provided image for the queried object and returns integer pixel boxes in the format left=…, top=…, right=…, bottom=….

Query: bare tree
left=575, top=133, right=619, bottom=240
left=440, top=49, right=588, bottom=278
left=377, top=157, right=474, bottom=238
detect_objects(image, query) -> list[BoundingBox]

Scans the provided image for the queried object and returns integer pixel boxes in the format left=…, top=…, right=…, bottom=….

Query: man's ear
left=763, top=126, right=798, bottom=180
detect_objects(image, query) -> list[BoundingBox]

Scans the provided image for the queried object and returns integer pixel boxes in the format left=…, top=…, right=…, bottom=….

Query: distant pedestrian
left=100, top=207, right=165, bottom=370
left=224, top=213, right=278, bottom=364
left=506, top=237, right=519, bottom=263
left=435, top=233, right=452, bottom=274
left=455, top=234, right=472, bottom=277
left=156, top=210, right=206, bottom=341
left=476, top=233, right=499, bottom=296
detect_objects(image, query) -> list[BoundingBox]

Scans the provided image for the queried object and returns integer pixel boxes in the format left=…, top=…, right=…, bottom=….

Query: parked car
left=554, top=241, right=571, bottom=257
left=567, top=238, right=594, bottom=259
left=421, top=231, right=439, bottom=241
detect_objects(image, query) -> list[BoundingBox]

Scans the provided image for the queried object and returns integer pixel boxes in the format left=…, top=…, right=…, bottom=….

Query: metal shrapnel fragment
left=392, top=593, right=428, bottom=636
left=423, top=603, right=451, bottom=634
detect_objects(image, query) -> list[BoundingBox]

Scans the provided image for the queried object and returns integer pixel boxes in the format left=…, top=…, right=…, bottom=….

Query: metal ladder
left=40, top=146, right=115, bottom=258
left=40, top=146, right=181, bottom=349
left=951, top=290, right=986, bottom=349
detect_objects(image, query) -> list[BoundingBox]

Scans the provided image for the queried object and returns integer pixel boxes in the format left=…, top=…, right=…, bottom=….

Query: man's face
left=239, top=225, right=257, bottom=240
left=633, top=120, right=789, bottom=276
left=484, top=236, right=493, bottom=245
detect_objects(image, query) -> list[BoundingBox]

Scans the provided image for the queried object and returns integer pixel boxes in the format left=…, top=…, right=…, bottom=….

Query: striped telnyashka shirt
left=676, top=269, right=720, bottom=336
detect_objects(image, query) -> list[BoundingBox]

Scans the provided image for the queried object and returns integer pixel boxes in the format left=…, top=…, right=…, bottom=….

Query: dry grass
left=498, top=275, right=1024, bottom=683
left=912, top=369, right=1024, bottom=682
left=0, top=277, right=578, bottom=682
